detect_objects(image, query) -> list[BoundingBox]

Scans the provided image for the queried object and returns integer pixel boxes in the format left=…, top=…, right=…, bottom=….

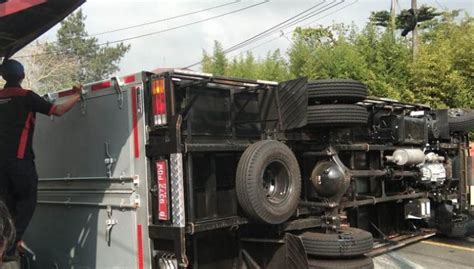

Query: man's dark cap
left=0, top=59, right=25, bottom=77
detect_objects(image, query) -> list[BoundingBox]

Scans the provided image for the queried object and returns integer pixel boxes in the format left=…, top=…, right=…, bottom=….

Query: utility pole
left=411, top=0, right=418, bottom=60
left=390, top=0, right=397, bottom=31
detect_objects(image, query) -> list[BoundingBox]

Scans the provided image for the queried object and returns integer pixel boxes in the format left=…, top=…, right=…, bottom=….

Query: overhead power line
left=16, top=1, right=269, bottom=58
left=25, top=1, right=241, bottom=47
left=90, top=0, right=241, bottom=37
left=185, top=0, right=346, bottom=68
left=223, top=0, right=343, bottom=55
left=222, top=1, right=328, bottom=54
left=229, top=0, right=359, bottom=59
left=97, top=0, right=269, bottom=45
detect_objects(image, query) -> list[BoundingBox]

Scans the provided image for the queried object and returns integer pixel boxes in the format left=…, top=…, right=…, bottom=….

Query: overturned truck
left=24, top=71, right=473, bottom=269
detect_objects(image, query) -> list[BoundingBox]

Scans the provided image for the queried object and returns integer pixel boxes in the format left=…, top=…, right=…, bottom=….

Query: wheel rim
left=261, top=160, right=291, bottom=205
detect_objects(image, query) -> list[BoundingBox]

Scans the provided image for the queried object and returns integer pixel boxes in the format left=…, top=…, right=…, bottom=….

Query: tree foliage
left=202, top=41, right=289, bottom=81
left=370, top=5, right=442, bottom=36
left=2, top=9, right=130, bottom=94
left=410, top=12, right=473, bottom=108
left=201, top=7, right=473, bottom=109
left=47, top=9, right=130, bottom=85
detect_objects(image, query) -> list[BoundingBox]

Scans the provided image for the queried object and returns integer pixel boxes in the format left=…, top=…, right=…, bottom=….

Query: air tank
left=386, top=149, right=425, bottom=166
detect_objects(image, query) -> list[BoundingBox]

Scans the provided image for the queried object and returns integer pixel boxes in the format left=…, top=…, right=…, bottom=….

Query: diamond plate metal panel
left=170, top=153, right=185, bottom=227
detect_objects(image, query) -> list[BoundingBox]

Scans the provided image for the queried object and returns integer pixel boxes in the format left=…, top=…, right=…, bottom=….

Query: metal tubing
left=37, top=200, right=137, bottom=209
left=367, top=231, right=436, bottom=257
left=186, top=154, right=196, bottom=223
left=39, top=176, right=135, bottom=182
left=350, top=170, right=388, bottom=177
left=342, top=192, right=427, bottom=208
left=299, top=201, right=338, bottom=208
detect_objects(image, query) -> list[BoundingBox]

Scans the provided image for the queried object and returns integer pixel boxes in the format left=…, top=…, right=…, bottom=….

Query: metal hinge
left=104, top=142, right=116, bottom=178
left=105, top=205, right=118, bottom=246
left=111, top=77, right=124, bottom=109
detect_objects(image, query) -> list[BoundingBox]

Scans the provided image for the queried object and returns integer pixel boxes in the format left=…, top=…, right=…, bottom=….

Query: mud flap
left=240, top=233, right=308, bottom=269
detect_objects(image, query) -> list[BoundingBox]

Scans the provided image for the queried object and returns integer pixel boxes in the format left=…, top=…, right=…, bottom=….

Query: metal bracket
left=80, top=93, right=87, bottom=115
left=104, top=142, right=116, bottom=178
left=105, top=205, right=118, bottom=246
left=111, top=77, right=124, bottom=109
left=46, top=92, right=58, bottom=103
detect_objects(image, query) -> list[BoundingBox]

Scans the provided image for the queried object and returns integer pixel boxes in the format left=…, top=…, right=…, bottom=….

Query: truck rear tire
left=236, top=140, right=302, bottom=224
left=448, top=111, right=474, bottom=132
left=308, top=256, right=374, bottom=269
left=443, top=214, right=474, bottom=238
left=308, top=79, right=367, bottom=104
left=307, top=104, right=369, bottom=126
left=301, top=227, right=373, bottom=257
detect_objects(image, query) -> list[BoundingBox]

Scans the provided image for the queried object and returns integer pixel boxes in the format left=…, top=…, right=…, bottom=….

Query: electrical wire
left=24, top=1, right=241, bottom=47
left=224, top=0, right=343, bottom=53
left=15, top=1, right=269, bottom=58
left=97, top=1, right=269, bottom=45
left=90, top=0, right=241, bottom=37
left=228, top=0, right=358, bottom=60
left=434, top=0, right=447, bottom=11
left=185, top=0, right=346, bottom=68
left=222, top=1, right=329, bottom=54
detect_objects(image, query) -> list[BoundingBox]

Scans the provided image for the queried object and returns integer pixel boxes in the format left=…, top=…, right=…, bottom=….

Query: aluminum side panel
left=34, top=93, right=133, bottom=179
left=27, top=84, right=153, bottom=268
left=25, top=205, right=139, bottom=269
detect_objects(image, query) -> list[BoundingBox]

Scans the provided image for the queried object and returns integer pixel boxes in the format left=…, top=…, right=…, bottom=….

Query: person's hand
left=72, top=84, right=83, bottom=96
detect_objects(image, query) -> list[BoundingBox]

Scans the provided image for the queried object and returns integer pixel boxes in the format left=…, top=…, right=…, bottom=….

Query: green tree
left=202, top=42, right=289, bottom=81
left=202, top=41, right=227, bottom=75
left=410, top=12, right=474, bottom=108
left=370, top=5, right=442, bottom=36
left=47, top=9, right=130, bottom=85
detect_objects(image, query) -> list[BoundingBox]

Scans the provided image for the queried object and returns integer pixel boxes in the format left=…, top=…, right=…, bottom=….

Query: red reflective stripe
left=0, top=0, right=47, bottom=17
left=123, top=75, right=136, bottom=84
left=131, top=87, right=139, bottom=158
left=91, top=81, right=111, bottom=91
left=48, top=105, right=57, bottom=116
left=137, top=224, right=144, bottom=269
left=17, top=112, right=33, bottom=159
left=58, top=89, right=76, bottom=98
left=0, top=88, right=28, bottom=97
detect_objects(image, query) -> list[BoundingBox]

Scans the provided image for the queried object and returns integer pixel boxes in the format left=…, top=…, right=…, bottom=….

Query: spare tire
left=308, top=79, right=368, bottom=104
left=236, top=140, right=302, bottom=224
left=308, top=256, right=374, bottom=269
left=442, top=214, right=474, bottom=238
left=448, top=111, right=474, bottom=132
left=307, top=104, right=369, bottom=126
left=301, top=227, right=373, bottom=257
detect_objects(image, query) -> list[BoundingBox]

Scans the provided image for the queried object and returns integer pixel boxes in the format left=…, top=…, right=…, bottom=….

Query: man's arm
left=51, top=85, right=82, bottom=117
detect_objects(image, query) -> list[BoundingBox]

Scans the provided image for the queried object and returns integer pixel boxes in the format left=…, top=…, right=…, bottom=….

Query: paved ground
left=374, top=236, right=474, bottom=269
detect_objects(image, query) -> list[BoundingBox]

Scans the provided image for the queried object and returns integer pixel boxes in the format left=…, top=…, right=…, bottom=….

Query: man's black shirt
left=0, top=86, right=55, bottom=160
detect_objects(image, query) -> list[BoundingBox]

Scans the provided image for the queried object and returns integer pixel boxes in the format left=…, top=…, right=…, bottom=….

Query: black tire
left=236, top=140, right=302, bottom=224
left=308, top=256, right=374, bottom=269
left=308, top=79, right=368, bottom=104
left=307, top=104, right=368, bottom=126
left=445, top=214, right=474, bottom=238
left=301, top=227, right=373, bottom=257
left=448, top=112, right=474, bottom=132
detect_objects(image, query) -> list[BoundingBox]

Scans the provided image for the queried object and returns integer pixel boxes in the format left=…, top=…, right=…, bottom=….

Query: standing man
left=0, top=59, right=81, bottom=258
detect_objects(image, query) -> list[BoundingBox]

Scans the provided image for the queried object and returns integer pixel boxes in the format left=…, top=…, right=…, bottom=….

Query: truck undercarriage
left=144, top=71, right=473, bottom=269
left=18, top=70, right=473, bottom=269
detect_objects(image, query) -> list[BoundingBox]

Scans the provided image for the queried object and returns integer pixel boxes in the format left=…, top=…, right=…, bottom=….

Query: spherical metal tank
left=310, top=161, right=346, bottom=198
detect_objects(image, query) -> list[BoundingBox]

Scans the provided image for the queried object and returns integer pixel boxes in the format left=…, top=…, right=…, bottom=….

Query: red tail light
left=152, top=79, right=167, bottom=125
left=156, top=160, right=169, bottom=221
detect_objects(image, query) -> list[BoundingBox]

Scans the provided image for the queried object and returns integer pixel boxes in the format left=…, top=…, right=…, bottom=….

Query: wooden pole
left=412, top=0, right=418, bottom=60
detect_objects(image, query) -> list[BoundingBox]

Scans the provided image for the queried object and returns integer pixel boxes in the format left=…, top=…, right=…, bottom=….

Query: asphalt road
left=374, top=237, right=474, bottom=269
